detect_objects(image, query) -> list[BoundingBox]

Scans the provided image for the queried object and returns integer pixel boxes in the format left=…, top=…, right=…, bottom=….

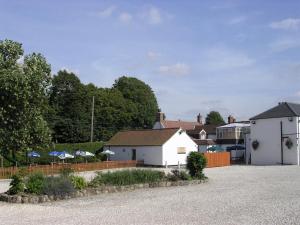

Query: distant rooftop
left=250, top=102, right=300, bottom=120
left=217, top=123, right=250, bottom=128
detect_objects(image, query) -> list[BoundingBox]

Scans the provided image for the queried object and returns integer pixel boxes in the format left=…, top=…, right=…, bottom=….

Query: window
left=177, top=147, right=186, bottom=154
left=200, top=130, right=206, bottom=140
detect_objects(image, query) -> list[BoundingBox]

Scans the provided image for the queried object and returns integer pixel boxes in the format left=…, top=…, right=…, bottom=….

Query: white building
left=250, top=102, right=300, bottom=165
left=104, top=128, right=198, bottom=166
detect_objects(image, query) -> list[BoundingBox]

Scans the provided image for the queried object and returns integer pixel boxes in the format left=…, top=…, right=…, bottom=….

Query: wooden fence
left=204, top=152, right=230, bottom=168
left=0, top=160, right=138, bottom=179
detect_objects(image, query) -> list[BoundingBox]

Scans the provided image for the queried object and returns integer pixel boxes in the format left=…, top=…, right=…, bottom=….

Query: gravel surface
left=1, top=165, right=300, bottom=225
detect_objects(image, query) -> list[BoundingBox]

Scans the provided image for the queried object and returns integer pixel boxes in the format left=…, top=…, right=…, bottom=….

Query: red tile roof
left=162, top=120, right=200, bottom=130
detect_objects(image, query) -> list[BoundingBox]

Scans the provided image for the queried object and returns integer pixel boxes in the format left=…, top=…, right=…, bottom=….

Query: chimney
left=156, top=109, right=165, bottom=123
left=197, top=113, right=203, bottom=124
left=228, top=115, right=236, bottom=124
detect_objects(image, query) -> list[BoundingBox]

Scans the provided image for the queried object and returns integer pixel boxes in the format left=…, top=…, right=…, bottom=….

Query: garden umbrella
left=75, top=150, right=95, bottom=157
left=49, top=151, right=62, bottom=164
left=27, top=151, right=40, bottom=165
left=226, top=145, right=246, bottom=151
left=27, top=151, right=40, bottom=158
left=102, top=150, right=115, bottom=161
left=75, top=150, right=95, bottom=163
left=58, top=151, right=74, bottom=159
left=58, top=151, right=74, bottom=164
left=48, top=151, right=62, bottom=157
left=102, top=150, right=115, bottom=155
left=207, top=146, right=224, bottom=152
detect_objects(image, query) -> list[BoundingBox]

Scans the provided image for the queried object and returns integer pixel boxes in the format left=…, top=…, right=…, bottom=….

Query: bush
left=26, top=172, right=45, bottom=194
left=90, top=169, right=165, bottom=187
left=42, top=176, right=75, bottom=196
left=70, top=175, right=87, bottom=190
left=166, top=170, right=191, bottom=181
left=8, top=174, right=25, bottom=195
left=186, top=152, right=207, bottom=179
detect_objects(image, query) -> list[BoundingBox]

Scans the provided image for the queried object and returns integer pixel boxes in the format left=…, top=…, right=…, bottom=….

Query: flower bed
left=0, top=179, right=207, bottom=204
left=0, top=152, right=208, bottom=204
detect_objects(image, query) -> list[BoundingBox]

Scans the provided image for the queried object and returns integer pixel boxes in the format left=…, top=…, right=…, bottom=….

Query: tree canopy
left=48, top=73, right=158, bottom=143
left=205, top=111, right=225, bottom=125
left=113, top=76, right=159, bottom=128
left=0, top=39, right=160, bottom=164
left=0, top=39, right=51, bottom=163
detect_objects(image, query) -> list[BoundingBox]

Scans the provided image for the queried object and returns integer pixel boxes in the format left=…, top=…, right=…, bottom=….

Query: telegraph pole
left=90, top=96, right=95, bottom=142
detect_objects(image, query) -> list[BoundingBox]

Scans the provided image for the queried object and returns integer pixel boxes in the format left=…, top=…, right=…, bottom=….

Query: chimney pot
left=228, top=115, right=236, bottom=124
left=197, top=113, right=203, bottom=124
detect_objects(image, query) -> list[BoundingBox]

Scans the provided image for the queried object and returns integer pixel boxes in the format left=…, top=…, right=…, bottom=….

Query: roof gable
left=105, top=128, right=179, bottom=146
left=187, top=124, right=219, bottom=135
left=250, top=102, right=300, bottom=120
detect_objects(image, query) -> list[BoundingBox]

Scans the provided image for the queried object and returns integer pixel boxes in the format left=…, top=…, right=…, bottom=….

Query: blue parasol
left=28, top=151, right=40, bottom=158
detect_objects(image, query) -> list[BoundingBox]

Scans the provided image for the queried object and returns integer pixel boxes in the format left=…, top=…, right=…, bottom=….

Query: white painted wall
left=250, top=117, right=299, bottom=165
left=162, top=130, right=198, bottom=166
left=104, top=146, right=163, bottom=165
left=105, top=129, right=197, bottom=166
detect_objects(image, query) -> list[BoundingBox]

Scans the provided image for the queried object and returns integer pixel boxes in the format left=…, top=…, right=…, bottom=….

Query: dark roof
left=186, top=124, right=219, bottom=135
left=105, top=128, right=179, bottom=146
left=216, top=139, right=244, bottom=145
left=193, top=139, right=216, bottom=146
left=161, top=120, right=200, bottom=130
left=250, top=102, right=300, bottom=120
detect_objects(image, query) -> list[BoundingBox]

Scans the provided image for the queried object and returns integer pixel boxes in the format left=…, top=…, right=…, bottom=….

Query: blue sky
left=1, top=0, right=300, bottom=121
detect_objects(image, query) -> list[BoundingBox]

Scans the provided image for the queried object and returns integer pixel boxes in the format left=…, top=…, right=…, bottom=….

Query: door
left=132, top=149, right=136, bottom=160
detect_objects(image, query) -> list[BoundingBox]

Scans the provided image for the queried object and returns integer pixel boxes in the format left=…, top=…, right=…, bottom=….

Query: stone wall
left=0, top=179, right=207, bottom=204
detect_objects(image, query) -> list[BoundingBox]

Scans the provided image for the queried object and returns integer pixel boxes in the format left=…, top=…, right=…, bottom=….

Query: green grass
left=90, top=169, right=165, bottom=186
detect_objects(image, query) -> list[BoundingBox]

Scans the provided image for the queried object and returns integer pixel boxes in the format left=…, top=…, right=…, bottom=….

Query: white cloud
left=140, top=6, right=166, bottom=25
left=200, top=47, right=255, bottom=71
left=96, top=6, right=116, bottom=18
left=147, top=51, right=160, bottom=60
left=119, top=12, right=132, bottom=24
left=158, top=63, right=190, bottom=76
left=269, top=38, right=300, bottom=52
left=148, top=7, right=162, bottom=24
left=270, top=18, right=300, bottom=31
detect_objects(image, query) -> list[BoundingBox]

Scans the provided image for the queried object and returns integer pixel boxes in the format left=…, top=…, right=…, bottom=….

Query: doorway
left=132, top=149, right=136, bottom=160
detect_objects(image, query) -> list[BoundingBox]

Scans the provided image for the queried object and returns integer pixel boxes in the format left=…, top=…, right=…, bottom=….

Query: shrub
left=42, top=176, right=75, bottom=196
left=8, top=174, right=25, bottom=195
left=26, top=172, right=45, bottom=194
left=90, top=169, right=165, bottom=187
left=186, top=152, right=207, bottom=179
left=70, top=175, right=87, bottom=190
left=167, top=170, right=191, bottom=181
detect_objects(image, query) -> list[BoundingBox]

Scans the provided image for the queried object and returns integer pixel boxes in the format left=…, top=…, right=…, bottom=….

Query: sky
left=1, top=0, right=300, bottom=121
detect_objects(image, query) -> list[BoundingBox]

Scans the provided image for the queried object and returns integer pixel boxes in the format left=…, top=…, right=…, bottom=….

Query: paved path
left=1, top=165, right=300, bottom=225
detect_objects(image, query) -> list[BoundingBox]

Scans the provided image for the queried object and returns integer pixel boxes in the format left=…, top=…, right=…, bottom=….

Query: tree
left=48, top=70, right=90, bottom=143
left=205, top=111, right=225, bottom=125
left=113, top=76, right=159, bottom=128
left=0, top=39, right=51, bottom=164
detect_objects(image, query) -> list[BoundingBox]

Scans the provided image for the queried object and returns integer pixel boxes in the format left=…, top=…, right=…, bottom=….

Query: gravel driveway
left=1, top=165, right=300, bottom=225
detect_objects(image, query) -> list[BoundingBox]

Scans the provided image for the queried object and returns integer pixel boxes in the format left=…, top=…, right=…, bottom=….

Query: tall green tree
left=205, top=111, right=225, bottom=125
left=113, top=76, right=159, bottom=128
left=48, top=70, right=90, bottom=143
left=0, top=39, right=51, bottom=164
